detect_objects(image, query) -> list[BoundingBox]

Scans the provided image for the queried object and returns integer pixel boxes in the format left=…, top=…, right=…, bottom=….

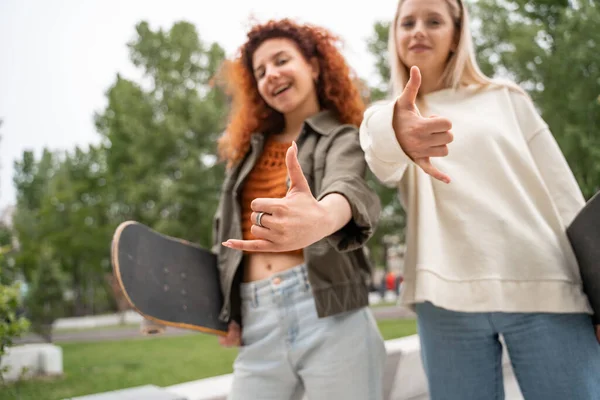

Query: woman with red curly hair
left=211, top=19, right=386, bottom=399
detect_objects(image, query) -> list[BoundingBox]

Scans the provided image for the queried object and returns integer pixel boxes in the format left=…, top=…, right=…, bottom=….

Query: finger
left=286, top=141, right=311, bottom=194
left=219, top=333, right=235, bottom=346
left=227, top=326, right=238, bottom=341
left=595, top=325, right=600, bottom=343
left=219, top=336, right=239, bottom=347
left=413, top=143, right=450, bottom=159
left=428, top=131, right=454, bottom=147
left=222, top=238, right=276, bottom=252
left=250, top=211, right=273, bottom=230
left=219, top=322, right=241, bottom=347
left=423, top=132, right=453, bottom=149
left=421, top=116, right=453, bottom=134
left=397, top=65, right=422, bottom=109
left=250, top=224, right=277, bottom=241
left=415, top=158, right=451, bottom=184
left=230, top=321, right=241, bottom=332
left=251, top=197, right=283, bottom=214
left=426, top=145, right=449, bottom=158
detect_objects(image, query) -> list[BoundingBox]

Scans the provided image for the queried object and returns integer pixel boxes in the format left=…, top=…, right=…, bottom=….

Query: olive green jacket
left=212, top=110, right=381, bottom=324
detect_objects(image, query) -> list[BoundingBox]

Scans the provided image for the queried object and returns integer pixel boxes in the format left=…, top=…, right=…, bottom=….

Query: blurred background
left=0, top=1, right=598, bottom=399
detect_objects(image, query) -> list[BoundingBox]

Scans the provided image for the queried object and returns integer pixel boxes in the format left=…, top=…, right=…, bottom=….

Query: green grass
left=369, top=301, right=397, bottom=308
left=377, top=318, right=417, bottom=339
left=1, top=319, right=417, bottom=400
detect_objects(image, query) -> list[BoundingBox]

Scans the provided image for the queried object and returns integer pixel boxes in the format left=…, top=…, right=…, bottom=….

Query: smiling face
left=251, top=38, right=320, bottom=116
left=395, top=0, right=458, bottom=82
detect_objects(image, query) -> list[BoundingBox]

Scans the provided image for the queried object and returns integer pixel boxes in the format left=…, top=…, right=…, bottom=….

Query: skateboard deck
left=566, top=191, right=600, bottom=324
left=111, top=221, right=228, bottom=336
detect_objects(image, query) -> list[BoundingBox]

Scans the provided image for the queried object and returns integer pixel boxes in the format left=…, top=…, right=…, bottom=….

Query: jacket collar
left=304, top=110, right=341, bottom=136
left=249, top=109, right=341, bottom=143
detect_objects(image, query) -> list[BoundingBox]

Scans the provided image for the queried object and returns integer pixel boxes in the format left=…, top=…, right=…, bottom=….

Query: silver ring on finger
left=256, top=212, right=265, bottom=228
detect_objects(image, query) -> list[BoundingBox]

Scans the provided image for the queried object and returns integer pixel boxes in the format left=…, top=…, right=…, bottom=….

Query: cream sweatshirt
left=360, top=85, right=593, bottom=315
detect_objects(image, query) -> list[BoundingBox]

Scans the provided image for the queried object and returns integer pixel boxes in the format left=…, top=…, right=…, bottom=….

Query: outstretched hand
left=222, top=141, right=331, bottom=253
left=393, top=66, right=454, bottom=184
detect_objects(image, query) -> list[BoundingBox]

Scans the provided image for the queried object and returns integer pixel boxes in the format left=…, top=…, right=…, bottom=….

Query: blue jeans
left=228, top=264, right=386, bottom=400
left=416, top=301, right=600, bottom=400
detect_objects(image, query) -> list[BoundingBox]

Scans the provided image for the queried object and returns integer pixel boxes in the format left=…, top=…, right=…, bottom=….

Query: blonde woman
left=359, top=0, right=600, bottom=399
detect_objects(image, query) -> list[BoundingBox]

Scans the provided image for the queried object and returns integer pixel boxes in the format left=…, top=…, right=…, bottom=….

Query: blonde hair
left=388, top=0, right=523, bottom=98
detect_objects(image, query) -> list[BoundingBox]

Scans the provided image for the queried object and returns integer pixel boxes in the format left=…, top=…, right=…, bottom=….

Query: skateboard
left=566, top=191, right=600, bottom=324
left=111, top=221, right=228, bottom=336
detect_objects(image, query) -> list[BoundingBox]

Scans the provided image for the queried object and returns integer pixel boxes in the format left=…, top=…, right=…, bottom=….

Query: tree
left=9, top=21, right=231, bottom=319
left=95, top=21, right=229, bottom=248
left=12, top=150, right=58, bottom=283
left=471, top=0, right=600, bottom=199
left=12, top=146, right=113, bottom=316
left=0, top=121, right=29, bottom=378
left=0, top=224, right=14, bottom=286
left=0, top=247, right=30, bottom=379
left=24, top=246, right=66, bottom=343
left=366, top=21, right=392, bottom=102
left=37, top=146, right=113, bottom=316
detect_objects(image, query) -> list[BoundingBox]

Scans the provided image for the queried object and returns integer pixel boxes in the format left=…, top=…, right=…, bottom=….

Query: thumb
left=397, top=65, right=421, bottom=110
left=286, top=141, right=311, bottom=194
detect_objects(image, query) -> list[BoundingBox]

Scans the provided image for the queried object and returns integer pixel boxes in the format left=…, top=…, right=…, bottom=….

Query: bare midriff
left=243, top=252, right=305, bottom=282
left=239, top=136, right=305, bottom=283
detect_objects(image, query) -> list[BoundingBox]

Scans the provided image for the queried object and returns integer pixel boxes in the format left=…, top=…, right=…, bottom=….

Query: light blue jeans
left=416, top=301, right=600, bottom=400
left=228, top=264, right=387, bottom=400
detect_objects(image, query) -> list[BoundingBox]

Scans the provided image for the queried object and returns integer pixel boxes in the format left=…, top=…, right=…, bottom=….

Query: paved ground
left=15, top=305, right=416, bottom=344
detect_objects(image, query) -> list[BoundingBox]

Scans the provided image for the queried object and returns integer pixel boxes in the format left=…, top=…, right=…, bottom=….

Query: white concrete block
left=167, top=374, right=233, bottom=400
left=123, top=310, right=144, bottom=325
left=67, top=384, right=186, bottom=400
left=1, top=343, right=63, bottom=382
left=1, top=345, right=38, bottom=381
left=384, top=291, right=398, bottom=303
left=369, top=292, right=383, bottom=305
left=40, top=344, right=63, bottom=375
left=53, top=310, right=143, bottom=330
left=387, top=336, right=429, bottom=400
left=386, top=335, right=524, bottom=400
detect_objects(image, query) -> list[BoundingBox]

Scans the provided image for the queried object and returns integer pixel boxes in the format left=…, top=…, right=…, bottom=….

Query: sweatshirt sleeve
left=510, top=91, right=586, bottom=227
left=527, top=128, right=585, bottom=227
left=359, top=99, right=413, bottom=188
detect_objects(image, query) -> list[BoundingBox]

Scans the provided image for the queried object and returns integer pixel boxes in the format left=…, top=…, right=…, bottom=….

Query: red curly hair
left=216, top=19, right=366, bottom=166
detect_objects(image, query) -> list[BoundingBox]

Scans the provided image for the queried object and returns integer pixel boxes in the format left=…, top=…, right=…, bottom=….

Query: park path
left=15, top=305, right=415, bottom=344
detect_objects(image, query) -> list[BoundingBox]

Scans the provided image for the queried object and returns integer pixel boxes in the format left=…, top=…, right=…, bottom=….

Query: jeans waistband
left=240, top=263, right=310, bottom=306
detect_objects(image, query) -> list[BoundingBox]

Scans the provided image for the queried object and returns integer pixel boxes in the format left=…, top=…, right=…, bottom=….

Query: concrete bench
left=164, top=334, right=525, bottom=400
left=66, top=384, right=186, bottom=400
left=385, top=336, right=524, bottom=399
left=53, top=310, right=143, bottom=330
left=0, top=343, right=63, bottom=382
